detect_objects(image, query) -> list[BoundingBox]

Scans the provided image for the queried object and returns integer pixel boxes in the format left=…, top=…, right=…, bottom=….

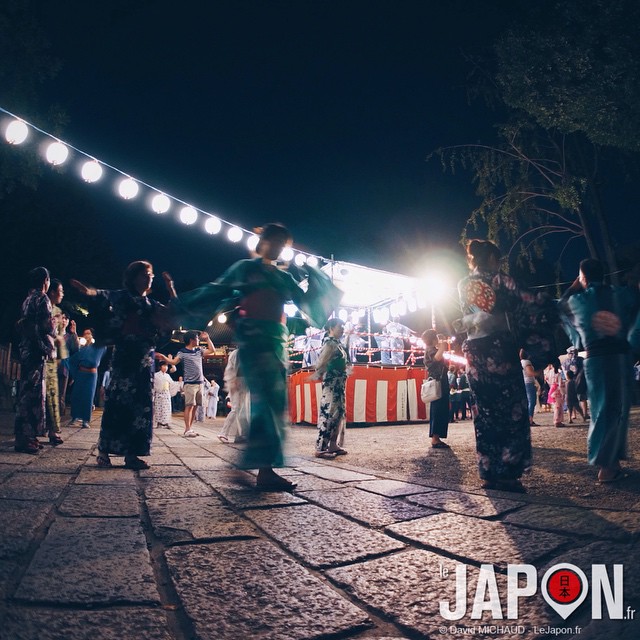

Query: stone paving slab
left=165, top=540, right=372, bottom=640
left=387, top=513, right=569, bottom=567
left=503, top=504, right=640, bottom=540
left=302, top=486, right=438, bottom=527
left=0, top=462, right=17, bottom=479
left=144, top=453, right=182, bottom=465
left=2, top=606, right=173, bottom=640
left=0, top=450, right=38, bottom=464
left=178, top=456, right=233, bottom=470
left=58, top=485, right=140, bottom=517
left=140, top=476, right=214, bottom=499
left=167, top=446, right=213, bottom=457
left=245, top=504, right=405, bottom=568
left=290, top=474, right=348, bottom=492
left=21, top=451, right=88, bottom=474
left=354, top=479, right=438, bottom=497
left=0, top=558, right=19, bottom=598
left=15, top=517, right=160, bottom=605
left=327, top=548, right=556, bottom=639
left=0, top=472, right=71, bottom=502
left=193, top=469, right=257, bottom=490
left=138, top=465, right=195, bottom=478
left=294, top=465, right=378, bottom=483
left=147, top=496, right=259, bottom=544
left=75, top=467, right=137, bottom=486
left=406, top=489, right=525, bottom=518
left=0, top=500, right=53, bottom=558
left=216, top=487, right=308, bottom=509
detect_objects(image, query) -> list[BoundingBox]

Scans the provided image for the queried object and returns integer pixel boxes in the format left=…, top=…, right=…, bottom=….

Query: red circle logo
left=546, top=568, right=583, bottom=604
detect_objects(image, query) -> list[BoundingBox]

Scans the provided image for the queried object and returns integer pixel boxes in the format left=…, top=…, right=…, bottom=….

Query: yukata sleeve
left=297, top=266, right=344, bottom=329
left=311, top=340, right=337, bottom=380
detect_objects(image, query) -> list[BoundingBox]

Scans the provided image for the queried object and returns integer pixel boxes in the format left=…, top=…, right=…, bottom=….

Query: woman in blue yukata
left=457, top=240, right=550, bottom=493
left=71, top=261, right=176, bottom=469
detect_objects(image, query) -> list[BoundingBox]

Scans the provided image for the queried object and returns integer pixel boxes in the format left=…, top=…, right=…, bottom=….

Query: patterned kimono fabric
left=44, top=360, right=61, bottom=437
left=458, top=270, right=533, bottom=483
left=69, top=344, right=106, bottom=421
left=97, top=290, right=163, bottom=458
left=14, top=291, right=56, bottom=445
left=563, top=284, right=637, bottom=468
left=315, top=337, right=349, bottom=452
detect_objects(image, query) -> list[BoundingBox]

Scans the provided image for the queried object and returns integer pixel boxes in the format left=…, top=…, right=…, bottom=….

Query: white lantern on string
left=227, top=226, right=243, bottom=242
left=307, top=256, right=319, bottom=267
left=81, top=160, right=102, bottom=183
left=217, top=314, right=227, bottom=324
left=5, top=120, right=29, bottom=144
left=46, top=141, right=69, bottom=165
left=247, top=234, right=259, bottom=251
left=280, top=246, right=294, bottom=262
left=151, top=193, right=171, bottom=214
left=294, top=253, right=307, bottom=266
left=204, top=216, right=222, bottom=234
left=338, top=309, right=349, bottom=322
left=179, top=206, right=198, bottom=225
left=118, top=178, right=139, bottom=199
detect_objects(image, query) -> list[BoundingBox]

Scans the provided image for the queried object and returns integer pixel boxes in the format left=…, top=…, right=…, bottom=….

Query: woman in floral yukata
left=71, top=261, right=176, bottom=469
left=14, top=267, right=57, bottom=454
left=312, top=317, right=351, bottom=459
left=457, top=240, right=548, bottom=493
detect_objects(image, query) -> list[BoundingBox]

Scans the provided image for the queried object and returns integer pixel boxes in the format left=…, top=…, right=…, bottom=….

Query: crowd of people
left=11, top=229, right=640, bottom=492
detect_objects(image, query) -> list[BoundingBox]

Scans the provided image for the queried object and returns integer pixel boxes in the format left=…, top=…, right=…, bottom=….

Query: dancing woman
left=71, top=261, right=176, bottom=469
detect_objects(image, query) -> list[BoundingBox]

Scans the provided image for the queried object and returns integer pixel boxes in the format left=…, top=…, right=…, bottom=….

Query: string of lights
left=0, top=105, right=322, bottom=267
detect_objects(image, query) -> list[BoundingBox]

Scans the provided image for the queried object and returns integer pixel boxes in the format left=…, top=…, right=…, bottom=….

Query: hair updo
left=466, top=239, right=501, bottom=271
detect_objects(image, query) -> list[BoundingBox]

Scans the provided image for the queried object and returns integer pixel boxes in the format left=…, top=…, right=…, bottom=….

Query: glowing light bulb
left=247, top=235, right=259, bottom=251
left=204, top=216, right=222, bottom=234
left=179, top=206, right=198, bottom=225
left=46, top=141, right=69, bottom=165
left=81, top=160, right=102, bottom=183
left=118, top=178, right=139, bottom=199
left=280, top=247, right=294, bottom=262
left=227, top=226, right=243, bottom=242
left=151, top=193, right=171, bottom=214
left=5, top=120, right=28, bottom=144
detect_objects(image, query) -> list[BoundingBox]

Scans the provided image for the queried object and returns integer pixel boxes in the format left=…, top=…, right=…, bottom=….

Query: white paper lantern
left=5, top=120, right=28, bottom=144
left=118, top=178, right=139, bottom=199
left=179, top=206, right=198, bottom=225
left=205, top=216, right=222, bottom=234
left=46, top=141, right=69, bottom=165
left=151, top=193, right=171, bottom=214
left=81, top=160, right=103, bottom=183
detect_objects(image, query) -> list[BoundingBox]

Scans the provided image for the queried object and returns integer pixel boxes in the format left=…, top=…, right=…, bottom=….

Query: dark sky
left=25, top=0, right=521, bottom=288
left=4, top=0, right=635, bottom=306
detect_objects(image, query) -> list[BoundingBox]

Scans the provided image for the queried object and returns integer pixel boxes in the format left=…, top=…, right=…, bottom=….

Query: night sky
left=2, top=0, right=637, bottom=330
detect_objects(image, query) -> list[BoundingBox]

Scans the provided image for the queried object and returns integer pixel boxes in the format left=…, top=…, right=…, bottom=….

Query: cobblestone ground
left=0, top=407, right=638, bottom=640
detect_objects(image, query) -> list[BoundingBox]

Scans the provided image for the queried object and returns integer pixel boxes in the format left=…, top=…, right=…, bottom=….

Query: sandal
left=217, top=434, right=229, bottom=443
left=183, top=430, right=198, bottom=438
left=328, top=447, right=348, bottom=456
left=431, top=441, right=450, bottom=449
left=96, top=453, right=112, bottom=467
left=314, top=450, right=337, bottom=459
left=15, top=439, right=40, bottom=455
left=124, top=457, right=150, bottom=470
left=49, top=435, right=64, bottom=446
left=597, top=470, right=629, bottom=484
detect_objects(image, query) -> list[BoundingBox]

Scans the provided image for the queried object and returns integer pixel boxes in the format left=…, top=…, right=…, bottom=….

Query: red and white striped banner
left=288, top=365, right=429, bottom=425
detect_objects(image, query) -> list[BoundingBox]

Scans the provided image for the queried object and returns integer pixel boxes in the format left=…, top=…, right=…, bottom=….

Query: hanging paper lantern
left=179, top=206, right=198, bottom=225
left=151, top=193, right=171, bottom=214
left=204, top=216, right=222, bottom=234
left=247, top=234, right=259, bottom=251
left=81, top=160, right=103, bottom=183
left=5, top=120, right=28, bottom=144
left=118, top=178, right=139, bottom=199
left=227, top=226, right=243, bottom=242
left=46, top=141, right=69, bottom=165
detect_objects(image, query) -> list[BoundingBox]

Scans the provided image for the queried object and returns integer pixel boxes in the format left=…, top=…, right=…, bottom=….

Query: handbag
left=421, top=377, right=442, bottom=403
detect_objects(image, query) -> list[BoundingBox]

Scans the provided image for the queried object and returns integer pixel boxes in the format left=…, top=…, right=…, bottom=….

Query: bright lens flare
left=118, top=178, right=139, bottom=199
left=81, top=160, right=102, bottom=183
left=227, top=226, right=243, bottom=242
left=5, top=120, right=28, bottom=144
left=46, top=141, right=69, bottom=165
left=151, top=193, right=171, bottom=214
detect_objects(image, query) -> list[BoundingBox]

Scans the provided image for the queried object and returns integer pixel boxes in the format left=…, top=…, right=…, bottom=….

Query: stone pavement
left=0, top=411, right=638, bottom=640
